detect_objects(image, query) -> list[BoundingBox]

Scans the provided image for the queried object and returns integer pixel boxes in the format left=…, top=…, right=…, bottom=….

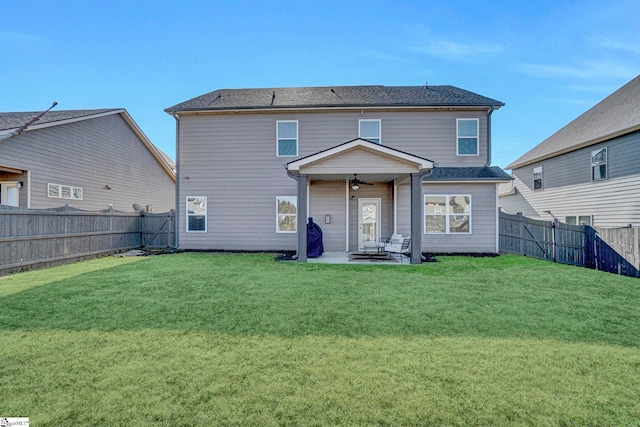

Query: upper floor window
left=276, top=196, right=297, bottom=233
left=424, top=195, right=471, bottom=234
left=591, top=147, right=607, bottom=180
left=48, top=183, right=83, bottom=200
left=359, top=119, right=381, bottom=144
left=456, top=119, right=479, bottom=156
left=533, top=166, right=543, bottom=190
left=277, top=121, right=298, bottom=157
left=186, top=196, right=207, bottom=232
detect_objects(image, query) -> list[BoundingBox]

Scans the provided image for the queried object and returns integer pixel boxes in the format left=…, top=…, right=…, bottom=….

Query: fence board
left=0, top=207, right=175, bottom=275
left=500, top=211, right=639, bottom=278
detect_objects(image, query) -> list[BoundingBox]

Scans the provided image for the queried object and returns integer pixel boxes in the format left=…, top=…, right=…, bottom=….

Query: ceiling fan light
left=351, top=184, right=359, bottom=191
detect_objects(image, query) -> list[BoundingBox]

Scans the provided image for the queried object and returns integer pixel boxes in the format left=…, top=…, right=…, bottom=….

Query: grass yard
left=1, top=253, right=639, bottom=426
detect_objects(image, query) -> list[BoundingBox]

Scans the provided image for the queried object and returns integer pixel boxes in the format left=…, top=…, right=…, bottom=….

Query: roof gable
left=508, top=74, right=640, bottom=169
left=166, top=85, right=504, bottom=113
left=286, top=139, right=434, bottom=173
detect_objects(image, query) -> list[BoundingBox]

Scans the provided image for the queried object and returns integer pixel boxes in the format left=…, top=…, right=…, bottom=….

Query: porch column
left=297, top=174, right=308, bottom=262
left=410, top=172, right=422, bottom=264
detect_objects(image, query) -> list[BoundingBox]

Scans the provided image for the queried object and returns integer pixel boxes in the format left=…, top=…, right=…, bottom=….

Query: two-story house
left=500, top=74, right=640, bottom=227
left=0, top=109, right=176, bottom=212
left=165, top=85, right=511, bottom=263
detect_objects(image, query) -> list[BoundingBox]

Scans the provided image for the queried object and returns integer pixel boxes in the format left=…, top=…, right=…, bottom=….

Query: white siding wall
left=0, top=114, right=175, bottom=212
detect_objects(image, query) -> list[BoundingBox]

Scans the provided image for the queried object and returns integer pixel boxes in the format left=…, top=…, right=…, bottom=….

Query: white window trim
left=564, top=215, right=593, bottom=226
left=533, top=166, right=543, bottom=191
left=47, top=183, right=83, bottom=200
left=276, top=196, right=297, bottom=233
left=424, top=194, right=472, bottom=234
left=456, top=118, right=479, bottom=156
left=359, top=119, right=381, bottom=144
left=591, top=147, right=607, bottom=181
left=276, top=120, right=298, bottom=157
left=186, top=196, right=207, bottom=233
left=0, top=181, right=20, bottom=207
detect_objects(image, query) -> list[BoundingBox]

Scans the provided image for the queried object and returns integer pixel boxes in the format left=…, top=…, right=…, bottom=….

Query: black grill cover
left=307, top=217, right=324, bottom=258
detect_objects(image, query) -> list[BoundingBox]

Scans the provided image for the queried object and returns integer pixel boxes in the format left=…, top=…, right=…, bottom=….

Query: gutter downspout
left=173, top=112, right=180, bottom=250
left=486, top=106, right=494, bottom=167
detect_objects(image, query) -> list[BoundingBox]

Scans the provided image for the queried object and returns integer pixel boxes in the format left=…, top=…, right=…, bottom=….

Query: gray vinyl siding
left=509, top=131, right=640, bottom=227
left=309, top=181, right=347, bottom=252
left=398, top=182, right=498, bottom=253
left=177, top=109, right=491, bottom=250
left=0, top=114, right=175, bottom=212
left=514, top=130, right=640, bottom=191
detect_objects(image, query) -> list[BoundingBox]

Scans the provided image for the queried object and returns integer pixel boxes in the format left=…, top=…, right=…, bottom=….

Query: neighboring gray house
left=500, top=74, right=640, bottom=227
left=165, top=85, right=511, bottom=263
left=0, top=109, right=176, bottom=212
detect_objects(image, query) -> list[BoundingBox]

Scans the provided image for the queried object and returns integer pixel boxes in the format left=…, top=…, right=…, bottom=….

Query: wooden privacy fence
left=499, top=212, right=639, bottom=278
left=0, top=207, right=175, bottom=275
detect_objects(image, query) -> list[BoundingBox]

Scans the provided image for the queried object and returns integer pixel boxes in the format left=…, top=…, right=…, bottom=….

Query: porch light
left=351, top=184, right=359, bottom=191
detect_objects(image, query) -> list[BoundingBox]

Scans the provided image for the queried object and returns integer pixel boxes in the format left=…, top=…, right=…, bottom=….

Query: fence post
left=517, top=212, right=525, bottom=256
left=552, top=219, right=558, bottom=262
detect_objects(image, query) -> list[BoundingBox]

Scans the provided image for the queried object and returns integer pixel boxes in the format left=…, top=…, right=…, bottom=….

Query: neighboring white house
left=500, top=75, right=640, bottom=227
left=165, top=84, right=511, bottom=263
left=0, top=109, right=176, bottom=212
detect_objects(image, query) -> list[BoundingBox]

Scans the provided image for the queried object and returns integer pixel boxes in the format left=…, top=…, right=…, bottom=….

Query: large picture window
left=277, top=121, right=298, bottom=157
left=359, top=119, right=381, bottom=144
left=456, top=119, right=479, bottom=156
left=424, top=195, right=471, bottom=234
left=276, top=196, right=297, bottom=233
left=186, top=196, right=207, bottom=232
left=591, top=147, right=607, bottom=180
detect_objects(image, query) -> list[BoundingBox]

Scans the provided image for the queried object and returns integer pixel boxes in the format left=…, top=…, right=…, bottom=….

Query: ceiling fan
left=350, top=174, right=373, bottom=190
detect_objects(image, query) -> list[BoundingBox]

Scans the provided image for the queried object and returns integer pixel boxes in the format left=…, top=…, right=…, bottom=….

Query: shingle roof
left=422, top=166, right=512, bottom=182
left=507, top=74, right=640, bottom=169
left=165, top=85, right=504, bottom=112
left=0, top=109, right=118, bottom=131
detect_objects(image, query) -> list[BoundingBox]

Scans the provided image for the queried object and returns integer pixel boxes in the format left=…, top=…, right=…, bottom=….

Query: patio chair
left=386, top=237, right=411, bottom=263
left=382, top=234, right=403, bottom=250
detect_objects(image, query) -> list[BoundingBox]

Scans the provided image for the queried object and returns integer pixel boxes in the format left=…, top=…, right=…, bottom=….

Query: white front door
left=358, top=198, right=381, bottom=250
left=0, top=182, right=20, bottom=207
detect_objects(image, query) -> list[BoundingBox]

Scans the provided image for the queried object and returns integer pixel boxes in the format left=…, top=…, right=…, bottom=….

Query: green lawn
left=1, top=253, right=639, bottom=426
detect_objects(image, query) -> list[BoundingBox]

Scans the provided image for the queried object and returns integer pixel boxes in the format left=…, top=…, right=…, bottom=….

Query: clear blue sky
left=2, top=0, right=639, bottom=169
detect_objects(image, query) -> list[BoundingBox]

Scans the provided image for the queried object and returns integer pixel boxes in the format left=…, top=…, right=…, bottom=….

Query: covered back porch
left=286, top=139, right=433, bottom=264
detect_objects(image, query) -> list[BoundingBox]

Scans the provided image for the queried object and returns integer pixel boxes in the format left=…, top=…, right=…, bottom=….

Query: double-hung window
left=186, top=196, right=207, bottom=232
left=591, top=147, right=607, bottom=180
left=533, top=166, right=543, bottom=190
left=276, top=196, right=297, bottom=233
left=424, top=195, right=471, bottom=234
left=359, top=119, right=381, bottom=144
left=277, top=121, right=298, bottom=157
left=456, top=119, right=479, bottom=156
